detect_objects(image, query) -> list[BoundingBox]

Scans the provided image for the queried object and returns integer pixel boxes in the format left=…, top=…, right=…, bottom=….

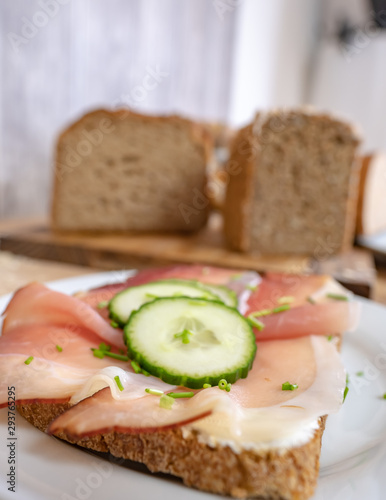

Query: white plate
left=1, top=271, right=386, bottom=500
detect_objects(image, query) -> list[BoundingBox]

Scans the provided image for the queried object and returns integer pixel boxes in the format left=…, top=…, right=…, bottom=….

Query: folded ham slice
left=48, top=335, right=345, bottom=451
left=245, top=272, right=360, bottom=340
left=3, top=282, right=124, bottom=349
left=0, top=283, right=129, bottom=407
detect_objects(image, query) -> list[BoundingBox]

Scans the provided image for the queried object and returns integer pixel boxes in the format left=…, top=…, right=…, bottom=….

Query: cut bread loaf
left=18, top=401, right=326, bottom=500
left=356, top=153, right=386, bottom=236
left=52, top=109, right=211, bottom=232
left=224, top=109, right=361, bottom=255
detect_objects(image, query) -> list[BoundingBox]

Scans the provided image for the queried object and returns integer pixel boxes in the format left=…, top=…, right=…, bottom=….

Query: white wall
left=0, top=0, right=236, bottom=218
left=228, top=0, right=320, bottom=127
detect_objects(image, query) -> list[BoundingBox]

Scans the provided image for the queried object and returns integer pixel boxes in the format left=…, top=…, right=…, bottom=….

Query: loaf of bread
left=224, top=109, right=361, bottom=255
left=356, top=153, right=386, bottom=236
left=18, top=401, right=326, bottom=500
left=52, top=109, right=211, bottom=232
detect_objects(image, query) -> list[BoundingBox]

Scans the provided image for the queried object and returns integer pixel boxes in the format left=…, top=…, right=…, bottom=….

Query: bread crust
left=18, top=401, right=325, bottom=499
left=355, top=155, right=371, bottom=236
left=223, top=124, right=256, bottom=251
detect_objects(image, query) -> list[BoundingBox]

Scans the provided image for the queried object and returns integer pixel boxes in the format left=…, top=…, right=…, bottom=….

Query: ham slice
left=2, top=283, right=124, bottom=349
left=246, top=273, right=329, bottom=310
left=245, top=273, right=360, bottom=340
left=253, top=302, right=360, bottom=341
left=48, top=335, right=346, bottom=450
left=0, top=283, right=129, bottom=407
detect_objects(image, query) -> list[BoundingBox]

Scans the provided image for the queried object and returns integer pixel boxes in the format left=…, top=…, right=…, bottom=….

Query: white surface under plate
left=1, top=271, right=386, bottom=500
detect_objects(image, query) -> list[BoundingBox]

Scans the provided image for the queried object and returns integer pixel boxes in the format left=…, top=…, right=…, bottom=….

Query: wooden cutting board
left=0, top=215, right=310, bottom=274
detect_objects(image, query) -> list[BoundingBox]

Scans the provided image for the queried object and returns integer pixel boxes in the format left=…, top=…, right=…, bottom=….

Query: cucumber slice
left=109, top=279, right=221, bottom=326
left=124, top=297, right=256, bottom=389
left=199, top=283, right=237, bottom=308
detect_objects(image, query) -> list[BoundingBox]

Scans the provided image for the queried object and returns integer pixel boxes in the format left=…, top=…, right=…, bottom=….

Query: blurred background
left=0, top=0, right=386, bottom=219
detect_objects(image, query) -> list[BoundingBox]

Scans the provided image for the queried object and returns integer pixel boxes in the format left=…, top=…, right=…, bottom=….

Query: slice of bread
left=18, top=401, right=326, bottom=500
left=52, top=109, right=211, bottom=232
left=224, top=109, right=361, bottom=255
left=356, top=153, right=386, bottom=236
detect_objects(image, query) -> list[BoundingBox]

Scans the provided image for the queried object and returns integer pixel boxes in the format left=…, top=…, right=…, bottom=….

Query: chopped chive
left=247, top=316, right=265, bottom=331
left=203, top=383, right=212, bottom=389
left=225, top=383, right=231, bottom=392
left=356, top=371, right=364, bottom=377
left=160, top=394, right=174, bottom=409
left=167, top=392, right=195, bottom=399
left=343, top=374, right=349, bottom=403
left=326, top=293, right=348, bottom=301
left=105, top=352, right=129, bottom=361
left=56, top=345, right=63, bottom=352
left=250, top=308, right=272, bottom=318
left=24, top=356, right=34, bottom=365
left=383, top=393, right=386, bottom=400
left=145, top=293, right=159, bottom=299
left=91, top=348, right=129, bottom=362
left=277, top=296, right=294, bottom=305
left=326, top=335, right=333, bottom=341
left=307, top=296, right=316, bottom=304
left=114, top=375, right=124, bottom=392
left=97, top=300, right=108, bottom=309
left=282, top=381, right=298, bottom=391
left=272, top=304, right=291, bottom=314
left=91, top=348, right=105, bottom=359
left=142, top=369, right=151, bottom=377
left=99, top=342, right=111, bottom=352
left=250, top=305, right=290, bottom=318
left=110, top=320, right=119, bottom=328
left=131, top=360, right=142, bottom=374
left=218, top=379, right=227, bottom=390
left=145, top=388, right=164, bottom=396
left=247, top=284, right=258, bottom=292
left=174, top=329, right=193, bottom=344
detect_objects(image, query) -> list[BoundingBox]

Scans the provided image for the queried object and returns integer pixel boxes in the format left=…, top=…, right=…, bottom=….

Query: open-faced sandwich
left=0, top=265, right=359, bottom=499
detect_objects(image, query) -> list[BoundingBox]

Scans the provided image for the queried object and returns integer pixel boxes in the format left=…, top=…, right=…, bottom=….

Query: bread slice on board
left=18, top=401, right=326, bottom=500
left=224, top=109, right=361, bottom=255
left=356, top=153, right=386, bottom=236
left=52, top=109, right=212, bottom=232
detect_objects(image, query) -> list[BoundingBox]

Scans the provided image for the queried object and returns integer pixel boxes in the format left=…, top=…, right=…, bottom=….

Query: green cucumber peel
left=124, top=297, right=257, bottom=389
